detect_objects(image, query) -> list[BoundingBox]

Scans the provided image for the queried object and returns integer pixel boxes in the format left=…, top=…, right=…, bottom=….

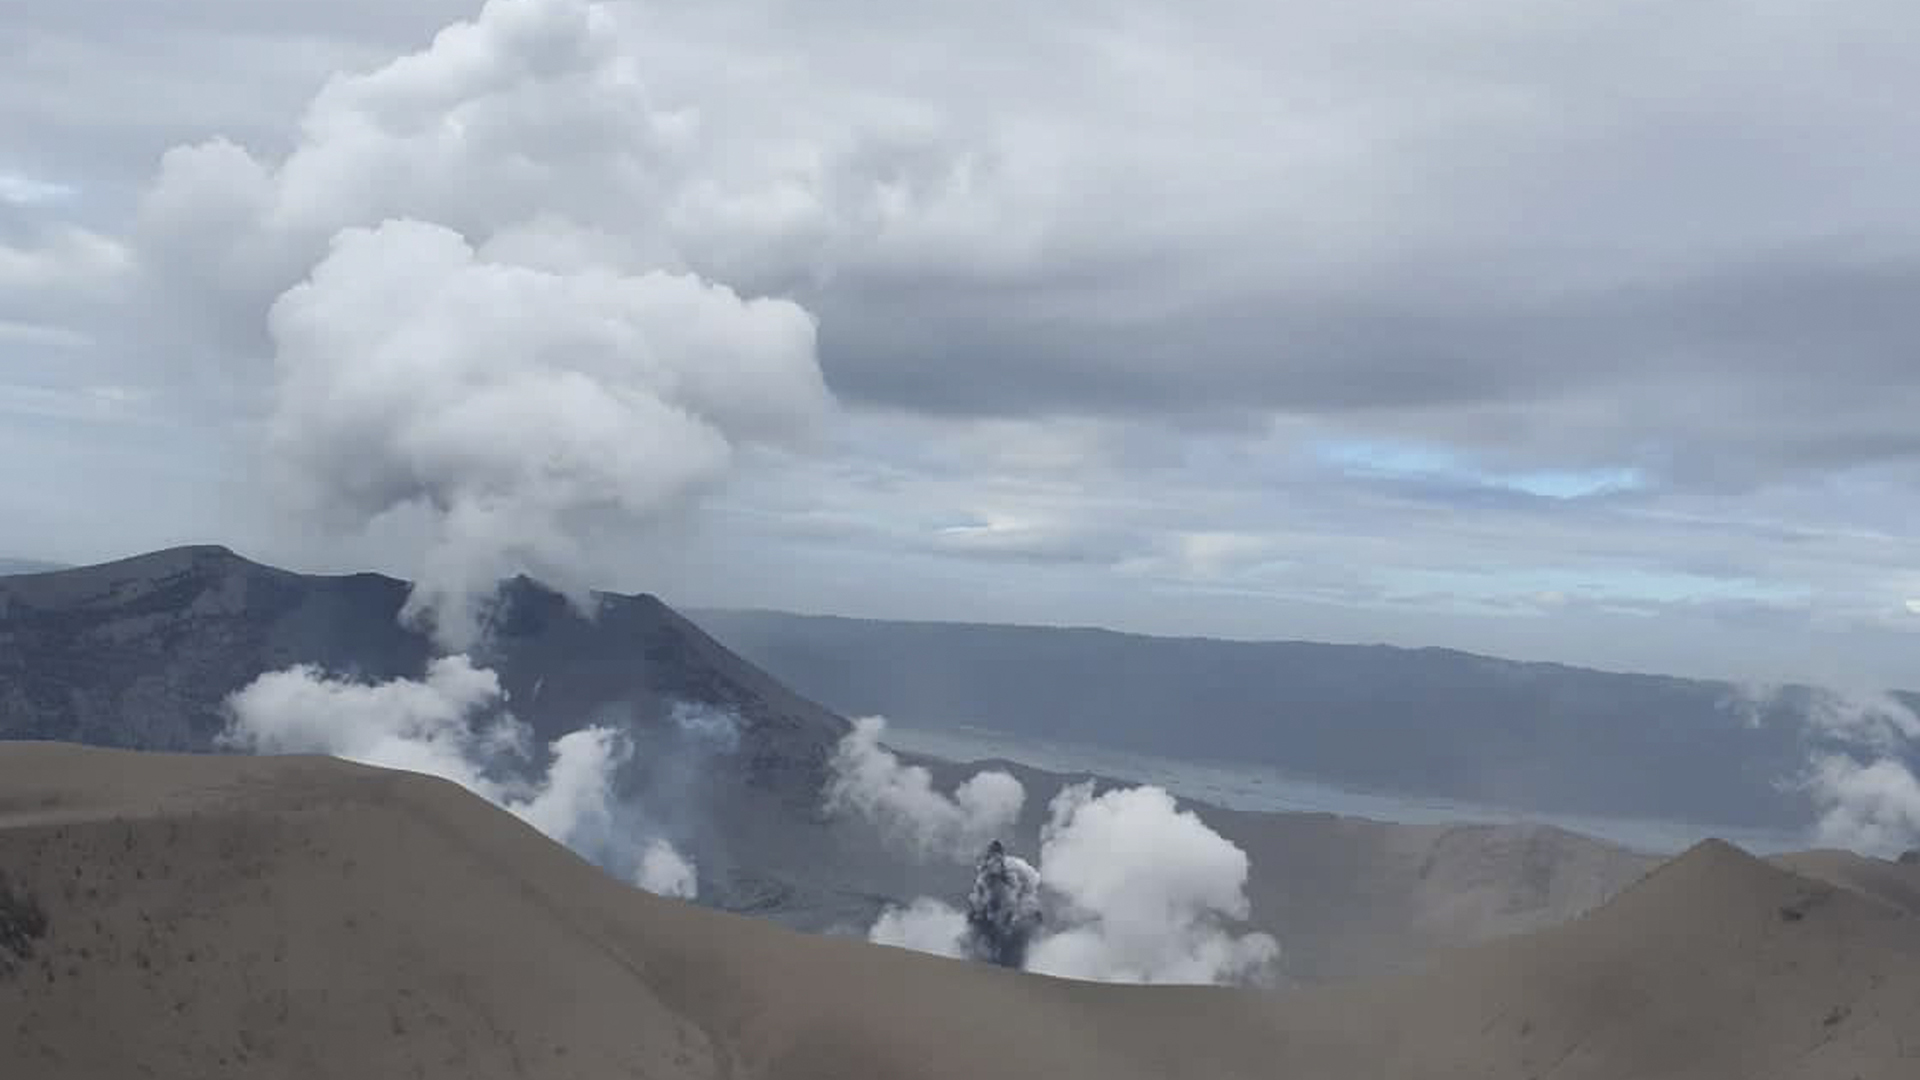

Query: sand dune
left=1262, top=839, right=1920, bottom=1077
left=4, top=744, right=1916, bottom=1079
left=1771, top=849, right=1920, bottom=917
left=1198, top=803, right=1659, bottom=984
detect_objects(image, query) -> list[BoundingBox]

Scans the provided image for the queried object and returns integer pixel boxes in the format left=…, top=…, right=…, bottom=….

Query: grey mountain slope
left=0, top=547, right=841, bottom=766
left=0, top=558, right=67, bottom=576
left=4, top=744, right=1917, bottom=1080
left=0, top=546, right=859, bottom=919
left=0, top=547, right=1657, bottom=984
left=692, top=608, right=1861, bottom=828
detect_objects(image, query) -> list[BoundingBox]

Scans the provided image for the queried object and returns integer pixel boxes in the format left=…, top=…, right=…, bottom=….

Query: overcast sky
left=4, top=0, right=1918, bottom=685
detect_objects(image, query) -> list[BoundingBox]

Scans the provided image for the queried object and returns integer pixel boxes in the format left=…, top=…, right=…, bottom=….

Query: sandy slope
left=1203, top=803, right=1658, bottom=984
left=1771, top=849, right=1920, bottom=916
left=3, top=744, right=1916, bottom=1079
left=1261, top=839, right=1920, bottom=1078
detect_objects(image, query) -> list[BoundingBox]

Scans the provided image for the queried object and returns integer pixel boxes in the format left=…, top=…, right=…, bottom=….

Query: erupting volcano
left=964, top=840, right=1044, bottom=968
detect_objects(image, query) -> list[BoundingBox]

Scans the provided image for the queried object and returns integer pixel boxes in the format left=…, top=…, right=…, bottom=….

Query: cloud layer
left=9, top=0, right=1920, bottom=683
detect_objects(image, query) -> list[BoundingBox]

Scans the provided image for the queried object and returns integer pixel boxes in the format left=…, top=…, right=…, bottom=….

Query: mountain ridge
left=696, top=603, right=1732, bottom=683
left=5, top=743, right=1917, bottom=1079
left=691, top=607, right=1870, bottom=828
left=0, top=546, right=1693, bottom=985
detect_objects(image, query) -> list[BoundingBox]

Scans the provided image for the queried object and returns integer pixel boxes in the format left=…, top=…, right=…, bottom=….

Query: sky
left=3, top=0, right=1918, bottom=685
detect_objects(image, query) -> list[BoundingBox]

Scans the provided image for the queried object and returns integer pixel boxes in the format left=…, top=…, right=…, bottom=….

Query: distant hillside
left=0, top=546, right=866, bottom=925
left=694, top=609, right=1844, bottom=829
left=0, top=558, right=67, bottom=575
left=0, top=547, right=842, bottom=775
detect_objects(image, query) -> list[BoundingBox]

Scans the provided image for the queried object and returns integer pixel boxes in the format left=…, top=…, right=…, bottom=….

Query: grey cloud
left=813, top=242, right=1920, bottom=493
left=22, top=0, right=1920, bottom=494
left=0, top=5, right=474, bottom=207
left=7, top=0, right=1920, bottom=692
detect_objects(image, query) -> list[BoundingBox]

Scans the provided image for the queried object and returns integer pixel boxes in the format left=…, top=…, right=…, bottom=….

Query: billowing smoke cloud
left=867, top=898, right=970, bottom=960
left=868, top=842, right=1046, bottom=967
left=222, top=655, right=522, bottom=788
left=137, top=0, right=848, bottom=648
left=964, top=840, right=1043, bottom=968
left=1736, top=684, right=1920, bottom=858
left=829, top=719, right=1278, bottom=986
left=260, top=220, right=828, bottom=648
left=1806, top=755, right=1920, bottom=858
left=637, top=837, right=699, bottom=900
left=1803, top=688, right=1920, bottom=750
left=825, top=716, right=1025, bottom=861
left=1022, top=783, right=1278, bottom=985
left=1794, top=689, right=1920, bottom=858
left=670, top=701, right=744, bottom=752
left=222, top=656, right=701, bottom=898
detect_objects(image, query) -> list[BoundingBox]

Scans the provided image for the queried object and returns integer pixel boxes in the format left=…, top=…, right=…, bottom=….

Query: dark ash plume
left=963, top=840, right=1042, bottom=968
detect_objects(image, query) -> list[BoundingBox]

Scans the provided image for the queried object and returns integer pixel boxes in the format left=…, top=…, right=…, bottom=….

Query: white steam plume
left=828, top=719, right=1278, bottom=986
left=138, top=0, right=849, bottom=649
left=868, top=898, right=969, bottom=959
left=262, top=219, right=826, bottom=648
left=221, top=655, right=522, bottom=791
left=1738, top=683, right=1920, bottom=858
left=1807, top=755, right=1920, bottom=858
left=826, top=716, right=1025, bottom=861
left=222, top=656, right=701, bottom=898
left=637, top=837, right=699, bottom=900
left=1802, top=688, right=1920, bottom=751
left=1797, top=689, right=1920, bottom=857
left=1023, top=783, right=1278, bottom=985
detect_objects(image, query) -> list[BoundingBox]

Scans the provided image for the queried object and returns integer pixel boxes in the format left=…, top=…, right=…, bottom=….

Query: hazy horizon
left=1, top=540, right=1903, bottom=691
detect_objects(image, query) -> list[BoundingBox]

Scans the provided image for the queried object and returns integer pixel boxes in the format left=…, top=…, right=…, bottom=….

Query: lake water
left=883, top=721, right=1811, bottom=856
